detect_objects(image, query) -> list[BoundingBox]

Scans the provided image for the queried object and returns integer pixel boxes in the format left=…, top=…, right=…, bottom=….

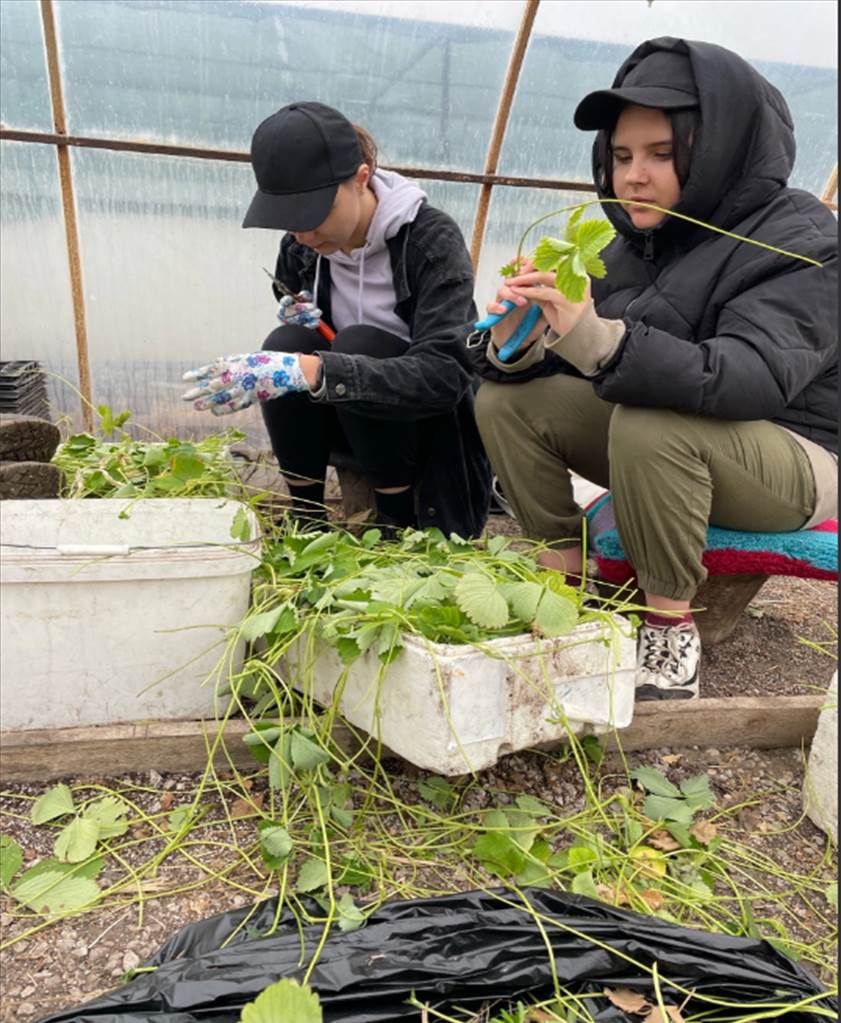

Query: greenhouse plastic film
left=40, top=889, right=836, bottom=1023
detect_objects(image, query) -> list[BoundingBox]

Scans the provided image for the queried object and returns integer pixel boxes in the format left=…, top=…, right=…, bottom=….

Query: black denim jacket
left=274, top=202, right=492, bottom=537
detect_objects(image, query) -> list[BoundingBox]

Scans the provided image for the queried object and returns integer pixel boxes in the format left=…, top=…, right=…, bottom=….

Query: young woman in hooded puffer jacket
left=469, top=38, right=838, bottom=701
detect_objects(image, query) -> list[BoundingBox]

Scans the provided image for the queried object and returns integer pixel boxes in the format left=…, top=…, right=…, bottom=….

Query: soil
left=1, top=465, right=836, bottom=1020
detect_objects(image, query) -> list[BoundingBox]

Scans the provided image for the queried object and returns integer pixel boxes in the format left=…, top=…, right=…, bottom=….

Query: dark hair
left=351, top=124, right=378, bottom=174
left=594, top=107, right=700, bottom=195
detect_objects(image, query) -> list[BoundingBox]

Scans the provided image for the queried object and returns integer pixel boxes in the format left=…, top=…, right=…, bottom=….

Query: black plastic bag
left=41, top=889, right=836, bottom=1023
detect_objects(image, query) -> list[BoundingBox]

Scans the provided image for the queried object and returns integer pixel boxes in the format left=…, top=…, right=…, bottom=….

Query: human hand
left=503, top=268, right=591, bottom=339
left=181, top=351, right=309, bottom=415
left=486, top=260, right=547, bottom=352
left=277, top=290, right=322, bottom=329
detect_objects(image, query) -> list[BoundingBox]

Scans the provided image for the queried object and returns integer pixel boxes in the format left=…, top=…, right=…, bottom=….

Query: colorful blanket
left=585, top=491, right=838, bottom=584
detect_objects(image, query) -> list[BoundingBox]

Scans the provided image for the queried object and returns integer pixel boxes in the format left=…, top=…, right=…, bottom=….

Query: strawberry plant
left=501, top=205, right=616, bottom=303
left=499, top=198, right=822, bottom=306
left=245, top=526, right=614, bottom=671
left=52, top=405, right=245, bottom=499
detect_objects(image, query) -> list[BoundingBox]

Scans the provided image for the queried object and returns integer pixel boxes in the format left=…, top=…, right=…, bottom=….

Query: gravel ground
left=1, top=744, right=836, bottom=1021
left=1, top=473, right=836, bottom=1020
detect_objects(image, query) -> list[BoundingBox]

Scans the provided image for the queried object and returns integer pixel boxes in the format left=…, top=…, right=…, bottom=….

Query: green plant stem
left=512, top=198, right=823, bottom=270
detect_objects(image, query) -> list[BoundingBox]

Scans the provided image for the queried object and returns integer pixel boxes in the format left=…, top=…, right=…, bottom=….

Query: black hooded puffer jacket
left=472, top=37, right=838, bottom=454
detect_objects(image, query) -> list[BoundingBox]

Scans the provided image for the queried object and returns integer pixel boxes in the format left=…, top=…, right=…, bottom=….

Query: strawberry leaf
left=573, top=219, right=617, bottom=266
left=454, top=573, right=509, bottom=630
left=533, top=236, right=575, bottom=272
left=553, top=256, right=589, bottom=304
left=565, top=205, right=586, bottom=237
left=534, top=589, right=579, bottom=637
left=31, top=784, right=75, bottom=825
left=505, top=581, right=543, bottom=623
left=241, top=978, right=322, bottom=1023
left=54, top=817, right=100, bottom=863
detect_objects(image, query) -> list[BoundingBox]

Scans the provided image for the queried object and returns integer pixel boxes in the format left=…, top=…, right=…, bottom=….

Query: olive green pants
left=475, top=375, right=817, bottom=600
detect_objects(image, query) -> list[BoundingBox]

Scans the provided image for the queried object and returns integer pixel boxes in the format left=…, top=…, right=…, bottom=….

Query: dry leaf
left=603, top=987, right=652, bottom=1014
left=230, top=796, right=263, bottom=819
left=597, top=883, right=629, bottom=906
left=640, top=888, right=665, bottom=911
left=689, top=820, right=718, bottom=845
left=648, top=829, right=681, bottom=851
left=159, top=792, right=175, bottom=811
left=642, top=1005, right=685, bottom=1023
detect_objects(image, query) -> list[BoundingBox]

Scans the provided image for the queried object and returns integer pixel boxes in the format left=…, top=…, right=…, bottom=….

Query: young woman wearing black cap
left=469, top=38, right=838, bottom=701
left=184, top=101, right=490, bottom=537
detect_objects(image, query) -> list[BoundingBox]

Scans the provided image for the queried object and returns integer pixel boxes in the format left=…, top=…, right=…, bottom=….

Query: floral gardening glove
left=182, top=351, right=309, bottom=416
left=277, top=290, right=322, bottom=329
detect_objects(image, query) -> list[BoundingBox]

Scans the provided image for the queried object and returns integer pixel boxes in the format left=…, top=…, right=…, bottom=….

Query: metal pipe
left=39, top=0, right=94, bottom=431
left=0, top=127, right=597, bottom=194
left=469, top=0, right=541, bottom=268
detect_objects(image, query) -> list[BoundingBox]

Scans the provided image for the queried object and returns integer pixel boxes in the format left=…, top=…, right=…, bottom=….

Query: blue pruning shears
left=473, top=300, right=543, bottom=362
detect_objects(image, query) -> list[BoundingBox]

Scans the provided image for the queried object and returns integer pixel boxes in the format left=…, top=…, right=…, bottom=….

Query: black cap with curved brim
left=574, top=50, right=699, bottom=130
left=242, top=101, right=364, bottom=231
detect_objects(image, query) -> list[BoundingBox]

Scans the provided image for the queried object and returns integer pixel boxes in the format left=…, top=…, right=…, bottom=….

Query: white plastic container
left=287, top=620, right=636, bottom=774
left=1, top=499, right=260, bottom=730
left=804, top=671, right=837, bottom=843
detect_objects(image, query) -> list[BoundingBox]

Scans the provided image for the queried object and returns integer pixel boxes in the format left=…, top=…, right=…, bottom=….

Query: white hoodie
left=322, top=170, right=426, bottom=343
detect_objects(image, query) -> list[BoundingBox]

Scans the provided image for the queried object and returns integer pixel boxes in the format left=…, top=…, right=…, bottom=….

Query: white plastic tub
left=804, top=670, right=837, bottom=843
left=286, top=619, right=636, bottom=774
left=0, top=499, right=260, bottom=730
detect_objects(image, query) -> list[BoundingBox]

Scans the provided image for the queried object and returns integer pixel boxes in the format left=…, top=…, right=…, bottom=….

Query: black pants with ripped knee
left=259, top=323, right=419, bottom=523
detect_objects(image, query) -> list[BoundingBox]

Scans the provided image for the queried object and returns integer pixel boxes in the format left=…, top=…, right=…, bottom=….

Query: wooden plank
left=0, top=720, right=251, bottom=783
left=604, top=694, right=824, bottom=753
left=0, top=719, right=375, bottom=783
left=0, top=695, right=824, bottom=782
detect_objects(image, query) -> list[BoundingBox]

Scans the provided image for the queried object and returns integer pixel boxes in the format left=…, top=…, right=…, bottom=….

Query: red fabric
left=595, top=550, right=839, bottom=585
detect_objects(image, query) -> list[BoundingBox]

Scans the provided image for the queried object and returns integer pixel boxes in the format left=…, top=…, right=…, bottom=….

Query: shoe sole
left=0, top=461, right=62, bottom=499
left=0, top=415, right=60, bottom=463
left=635, top=684, right=699, bottom=702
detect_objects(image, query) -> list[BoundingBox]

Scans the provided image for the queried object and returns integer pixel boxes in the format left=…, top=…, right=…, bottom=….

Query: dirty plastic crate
left=286, top=620, right=636, bottom=774
left=0, top=499, right=260, bottom=731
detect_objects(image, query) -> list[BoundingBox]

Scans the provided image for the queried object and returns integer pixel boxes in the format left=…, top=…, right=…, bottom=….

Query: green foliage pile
left=244, top=525, right=618, bottom=670
left=52, top=406, right=244, bottom=499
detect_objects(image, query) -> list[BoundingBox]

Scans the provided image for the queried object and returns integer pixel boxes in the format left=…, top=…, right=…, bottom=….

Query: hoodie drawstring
left=313, top=255, right=322, bottom=308
left=357, top=248, right=366, bottom=325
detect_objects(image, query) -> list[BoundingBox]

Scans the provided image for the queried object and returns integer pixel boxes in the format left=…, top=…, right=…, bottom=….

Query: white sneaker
left=635, top=620, right=701, bottom=701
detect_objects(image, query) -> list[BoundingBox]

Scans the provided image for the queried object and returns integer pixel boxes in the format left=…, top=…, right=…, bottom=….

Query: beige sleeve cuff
left=485, top=334, right=547, bottom=374
left=543, top=301, right=626, bottom=377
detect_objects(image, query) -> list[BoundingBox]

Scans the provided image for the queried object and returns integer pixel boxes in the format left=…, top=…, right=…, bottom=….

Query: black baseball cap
left=574, top=50, right=699, bottom=130
left=242, top=101, right=364, bottom=231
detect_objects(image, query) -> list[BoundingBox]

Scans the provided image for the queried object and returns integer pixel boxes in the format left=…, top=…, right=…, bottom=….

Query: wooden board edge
left=603, top=694, right=825, bottom=753
left=0, top=695, right=826, bottom=782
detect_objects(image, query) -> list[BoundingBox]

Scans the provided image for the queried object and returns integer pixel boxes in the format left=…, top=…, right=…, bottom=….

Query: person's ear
left=355, top=164, right=371, bottom=192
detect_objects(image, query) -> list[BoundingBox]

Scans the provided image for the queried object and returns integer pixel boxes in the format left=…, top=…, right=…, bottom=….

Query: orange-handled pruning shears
left=262, top=267, right=336, bottom=342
